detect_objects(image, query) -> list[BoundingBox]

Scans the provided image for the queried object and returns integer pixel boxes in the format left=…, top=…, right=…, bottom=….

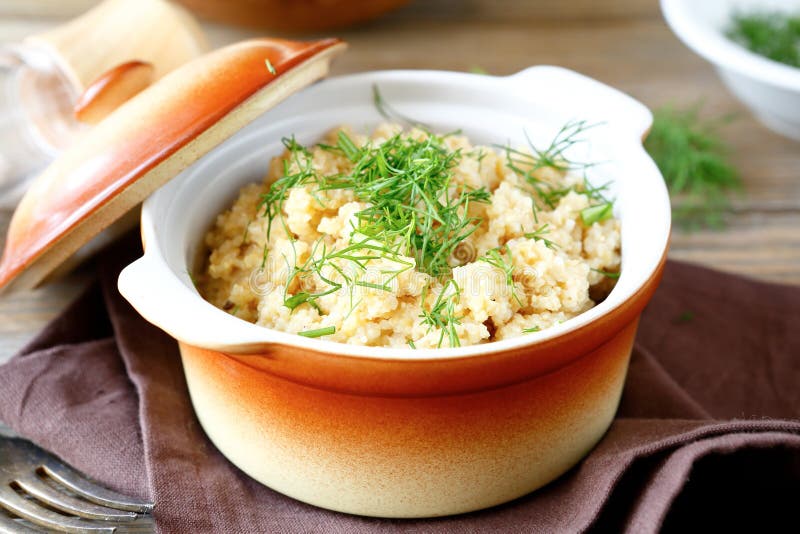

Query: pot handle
left=118, top=252, right=281, bottom=352
left=508, top=66, right=653, bottom=141
left=118, top=253, right=193, bottom=339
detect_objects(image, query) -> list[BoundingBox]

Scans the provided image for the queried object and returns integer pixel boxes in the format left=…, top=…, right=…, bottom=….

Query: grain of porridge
left=198, top=123, right=621, bottom=348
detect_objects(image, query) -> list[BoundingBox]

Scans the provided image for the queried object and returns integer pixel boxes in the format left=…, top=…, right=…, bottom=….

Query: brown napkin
left=1, top=235, right=799, bottom=533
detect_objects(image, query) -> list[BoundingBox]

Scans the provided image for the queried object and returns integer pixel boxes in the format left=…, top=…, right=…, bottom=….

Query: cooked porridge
left=197, top=123, right=621, bottom=348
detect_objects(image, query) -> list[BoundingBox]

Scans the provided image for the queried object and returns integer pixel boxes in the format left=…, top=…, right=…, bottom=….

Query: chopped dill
left=259, top=136, right=316, bottom=241
left=336, top=130, right=360, bottom=160
left=580, top=202, right=614, bottom=226
left=726, top=10, right=800, bottom=68
left=497, top=121, right=612, bottom=219
left=265, top=59, right=277, bottom=75
left=316, top=129, right=490, bottom=278
left=522, top=326, right=541, bottom=334
left=284, top=291, right=315, bottom=311
left=591, top=268, right=621, bottom=280
left=372, top=84, right=430, bottom=129
left=498, top=120, right=597, bottom=177
left=469, top=65, right=489, bottom=75
left=253, top=93, right=615, bottom=344
left=298, top=326, right=335, bottom=338
left=260, top=242, right=269, bottom=270
left=643, top=104, right=740, bottom=229
left=259, top=127, right=489, bottom=335
left=407, top=339, right=417, bottom=349
left=279, top=238, right=377, bottom=313
left=420, top=279, right=462, bottom=348
left=478, top=247, right=522, bottom=305
left=524, top=223, right=559, bottom=249
left=581, top=177, right=613, bottom=204
left=241, top=219, right=252, bottom=245
left=534, top=185, right=575, bottom=210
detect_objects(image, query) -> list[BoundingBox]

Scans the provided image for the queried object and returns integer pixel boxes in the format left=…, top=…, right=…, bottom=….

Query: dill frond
left=420, top=279, right=463, bottom=348
left=727, top=10, right=800, bottom=68
left=298, top=326, right=335, bottom=338
left=644, top=104, right=741, bottom=230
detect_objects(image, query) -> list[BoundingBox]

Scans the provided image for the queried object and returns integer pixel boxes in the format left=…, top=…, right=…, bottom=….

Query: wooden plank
left=670, top=212, right=800, bottom=285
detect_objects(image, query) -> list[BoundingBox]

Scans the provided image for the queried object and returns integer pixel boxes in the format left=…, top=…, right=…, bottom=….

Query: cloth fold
left=1, top=235, right=798, bottom=533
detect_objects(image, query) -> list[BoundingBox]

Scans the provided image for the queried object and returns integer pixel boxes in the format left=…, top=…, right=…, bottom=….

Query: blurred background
left=0, top=0, right=798, bottom=356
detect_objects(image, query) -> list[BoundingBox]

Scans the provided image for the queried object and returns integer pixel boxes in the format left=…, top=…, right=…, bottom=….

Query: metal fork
left=0, top=437, right=153, bottom=533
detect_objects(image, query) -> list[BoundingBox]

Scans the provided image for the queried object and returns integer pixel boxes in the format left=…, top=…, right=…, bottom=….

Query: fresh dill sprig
left=524, top=223, right=559, bottom=249
left=241, top=219, right=253, bottom=245
left=643, top=104, right=741, bottom=230
left=726, top=10, right=800, bottom=68
left=499, top=120, right=597, bottom=178
left=580, top=202, right=614, bottom=226
left=372, top=84, right=430, bottom=129
left=420, top=279, right=462, bottom=348
left=592, top=268, right=621, bottom=280
left=478, top=247, right=522, bottom=306
left=298, top=326, right=335, bottom=338
left=318, top=130, right=490, bottom=278
left=259, top=128, right=489, bottom=323
left=499, top=121, right=616, bottom=232
left=258, top=136, right=317, bottom=241
left=499, top=120, right=610, bottom=217
left=581, top=177, right=612, bottom=204
left=280, top=236, right=410, bottom=313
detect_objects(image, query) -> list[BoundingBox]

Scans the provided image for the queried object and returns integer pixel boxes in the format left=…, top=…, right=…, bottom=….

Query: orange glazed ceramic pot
left=175, top=0, right=411, bottom=32
left=118, top=67, right=670, bottom=517
left=177, top=304, right=655, bottom=517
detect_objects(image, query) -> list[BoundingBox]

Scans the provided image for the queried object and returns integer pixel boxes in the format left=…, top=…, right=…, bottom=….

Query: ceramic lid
left=0, top=37, right=346, bottom=293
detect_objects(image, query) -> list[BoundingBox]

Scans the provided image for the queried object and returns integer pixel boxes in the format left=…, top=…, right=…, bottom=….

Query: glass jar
left=0, top=44, right=85, bottom=207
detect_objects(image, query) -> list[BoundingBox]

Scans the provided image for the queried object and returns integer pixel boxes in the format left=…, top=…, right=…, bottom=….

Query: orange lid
left=0, top=37, right=346, bottom=293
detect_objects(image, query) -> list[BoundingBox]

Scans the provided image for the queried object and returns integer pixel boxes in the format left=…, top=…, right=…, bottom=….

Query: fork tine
left=0, top=511, right=40, bottom=534
left=40, top=464, right=153, bottom=514
left=0, top=486, right=114, bottom=533
left=14, top=476, right=138, bottom=522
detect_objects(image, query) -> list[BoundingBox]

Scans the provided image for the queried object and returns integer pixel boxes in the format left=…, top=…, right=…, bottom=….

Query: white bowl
left=661, top=0, right=800, bottom=140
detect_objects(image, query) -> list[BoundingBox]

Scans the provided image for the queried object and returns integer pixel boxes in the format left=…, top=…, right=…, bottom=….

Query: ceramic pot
left=118, top=67, right=670, bottom=517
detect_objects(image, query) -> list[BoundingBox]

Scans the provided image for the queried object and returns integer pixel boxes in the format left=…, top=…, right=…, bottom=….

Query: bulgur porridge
left=197, top=123, right=621, bottom=348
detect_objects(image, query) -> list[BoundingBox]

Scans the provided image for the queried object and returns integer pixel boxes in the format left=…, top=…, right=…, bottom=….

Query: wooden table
left=1, top=0, right=799, bottom=364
